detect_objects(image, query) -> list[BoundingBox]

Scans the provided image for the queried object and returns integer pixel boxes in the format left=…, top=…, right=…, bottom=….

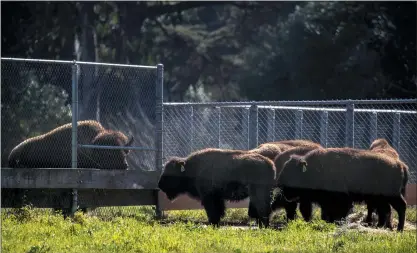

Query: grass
left=1, top=205, right=416, bottom=253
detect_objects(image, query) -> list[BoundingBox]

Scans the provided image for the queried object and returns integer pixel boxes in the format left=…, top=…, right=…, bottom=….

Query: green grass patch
left=2, top=205, right=416, bottom=253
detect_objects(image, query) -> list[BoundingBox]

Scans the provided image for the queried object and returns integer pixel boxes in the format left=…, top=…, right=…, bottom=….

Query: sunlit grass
left=1, top=205, right=416, bottom=253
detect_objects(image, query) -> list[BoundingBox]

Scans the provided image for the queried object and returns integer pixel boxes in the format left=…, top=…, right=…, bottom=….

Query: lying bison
left=158, top=148, right=276, bottom=228
left=277, top=147, right=408, bottom=231
left=248, top=144, right=323, bottom=224
left=8, top=120, right=134, bottom=169
left=7, top=120, right=134, bottom=215
left=366, top=138, right=405, bottom=228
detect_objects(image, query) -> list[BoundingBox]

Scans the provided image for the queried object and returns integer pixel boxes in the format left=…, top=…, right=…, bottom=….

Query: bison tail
left=401, top=167, right=409, bottom=197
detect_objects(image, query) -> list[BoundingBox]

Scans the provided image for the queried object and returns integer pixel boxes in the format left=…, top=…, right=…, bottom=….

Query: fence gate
left=1, top=58, right=164, bottom=216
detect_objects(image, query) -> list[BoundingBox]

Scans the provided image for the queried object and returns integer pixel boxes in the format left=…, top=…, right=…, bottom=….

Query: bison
left=252, top=140, right=322, bottom=159
left=277, top=147, right=408, bottom=231
left=366, top=138, right=405, bottom=229
left=8, top=120, right=134, bottom=169
left=7, top=120, right=134, bottom=215
left=369, top=138, right=400, bottom=159
left=248, top=144, right=323, bottom=224
left=158, top=148, right=276, bottom=228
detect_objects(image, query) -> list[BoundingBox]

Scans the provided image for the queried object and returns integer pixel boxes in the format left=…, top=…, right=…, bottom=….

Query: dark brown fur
left=271, top=146, right=324, bottom=222
left=7, top=120, right=134, bottom=216
left=277, top=147, right=408, bottom=231
left=8, top=120, right=134, bottom=170
left=158, top=148, right=276, bottom=228
left=248, top=143, right=284, bottom=160
left=269, top=140, right=322, bottom=149
left=247, top=140, right=322, bottom=223
left=366, top=138, right=405, bottom=228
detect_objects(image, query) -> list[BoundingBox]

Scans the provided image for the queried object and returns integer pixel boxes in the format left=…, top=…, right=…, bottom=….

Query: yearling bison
left=158, top=148, right=276, bottom=228
left=8, top=120, right=134, bottom=170
left=277, top=147, right=408, bottom=231
left=366, top=138, right=404, bottom=228
left=248, top=144, right=323, bottom=224
left=7, top=120, right=134, bottom=215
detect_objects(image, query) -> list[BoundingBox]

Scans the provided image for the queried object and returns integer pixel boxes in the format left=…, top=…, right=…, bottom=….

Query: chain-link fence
left=163, top=100, right=417, bottom=184
left=1, top=58, right=163, bottom=216
left=2, top=57, right=416, bottom=218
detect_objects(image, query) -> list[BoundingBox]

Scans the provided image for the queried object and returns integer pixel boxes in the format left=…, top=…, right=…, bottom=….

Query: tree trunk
left=75, top=2, right=100, bottom=121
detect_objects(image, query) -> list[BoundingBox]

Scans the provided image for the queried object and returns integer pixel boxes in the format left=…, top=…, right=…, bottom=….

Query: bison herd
left=158, top=139, right=409, bottom=232
left=6, top=120, right=409, bottom=232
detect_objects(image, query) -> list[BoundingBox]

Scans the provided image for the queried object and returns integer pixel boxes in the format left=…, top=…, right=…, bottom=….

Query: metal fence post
left=217, top=107, right=221, bottom=148
left=295, top=110, right=303, bottom=139
left=345, top=101, right=355, bottom=148
left=369, top=112, right=378, bottom=144
left=190, top=106, right=194, bottom=153
left=393, top=112, right=401, bottom=151
left=154, top=63, right=164, bottom=218
left=71, top=61, right=79, bottom=216
left=266, top=109, right=275, bottom=142
left=320, top=111, right=328, bottom=148
left=249, top=104, right=258, bottom=149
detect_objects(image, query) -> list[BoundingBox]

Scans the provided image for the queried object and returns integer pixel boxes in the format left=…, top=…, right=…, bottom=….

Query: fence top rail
left=1, top=57, right=158, bottom=69
left=164, top=99, right=417, bottom=107
left=256, top=106, right=417, bottom=114
left=78, top=144, right=157, bottom=151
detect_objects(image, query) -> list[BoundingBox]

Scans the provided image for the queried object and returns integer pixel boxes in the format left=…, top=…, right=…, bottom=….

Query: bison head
left=158, top=157, right=188, bottom=201
left=86, top=131, right=134, bottom=170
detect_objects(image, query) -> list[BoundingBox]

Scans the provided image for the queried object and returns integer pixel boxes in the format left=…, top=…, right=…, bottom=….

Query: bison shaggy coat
left=7, top=120, right=134, bottom=216
left=277, top=147, right=408, bottom=231
left=248, top=145, right=323, bottom=224
left=158, top=148, right=276, bottom=227
left=8, top=120, right=134, bottom=170
left=366, top=138, right=406, bottom=229
left=271, top=146, right=324, bottom=222
left=369, top=138, right=400, bottom=159
left=252, top=140, right=322, bottom=159
left=247, top=140, right=322, bottom=223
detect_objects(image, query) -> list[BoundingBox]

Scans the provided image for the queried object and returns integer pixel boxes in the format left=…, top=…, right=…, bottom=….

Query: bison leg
left=321, top=207, right=330, bottom=222
left=248, top=185, right=273, bottom=228
left=365, top=201, right=377, bottom=226
left=387, top=196, right=406, bottom=232
left=299, top=200, right=313, bottom=222
left=284, top=201, right=298, bottom=222
left=201, top=192, right=226, bottom=227
left=248, top=201, right=264, bottom=226
left=376, top=202, right=391, bottom=229
left=248, top=201, right=257, bottom=219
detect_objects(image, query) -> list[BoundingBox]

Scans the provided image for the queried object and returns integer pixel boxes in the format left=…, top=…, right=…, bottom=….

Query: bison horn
left=125, top=136, right=134, bottom=146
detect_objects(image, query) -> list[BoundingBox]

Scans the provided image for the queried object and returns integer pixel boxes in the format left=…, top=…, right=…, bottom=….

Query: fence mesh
left=1, top=58, right=159, bottom=216
left=1, top=60, right=73, bottom=168
left=76, top=62, right=158, bottom=172
left=163, top=101, right=417, bottom=184
left=2, top=57, right=416, bottom=218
